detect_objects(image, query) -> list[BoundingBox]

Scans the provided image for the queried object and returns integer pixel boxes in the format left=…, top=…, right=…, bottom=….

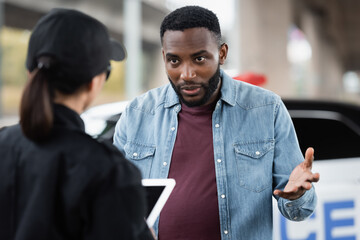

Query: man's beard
left=169, top=65, right=221, bottom=107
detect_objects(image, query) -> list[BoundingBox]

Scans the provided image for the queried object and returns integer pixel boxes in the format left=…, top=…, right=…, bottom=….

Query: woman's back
left=0, top=104, right=150, bottom=239
left=0, top=8, right=153, bottom=240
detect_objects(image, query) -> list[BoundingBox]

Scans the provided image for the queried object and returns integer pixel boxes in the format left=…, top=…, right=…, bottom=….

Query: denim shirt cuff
left=282, top=186, right=317, bottom=221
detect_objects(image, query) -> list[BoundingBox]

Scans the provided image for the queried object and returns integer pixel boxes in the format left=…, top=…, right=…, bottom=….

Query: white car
left=81, top=99, right=360, bottom=240
left=81, top=101, right=128, bottom=141
left=273, top=100, right=360, bottom=240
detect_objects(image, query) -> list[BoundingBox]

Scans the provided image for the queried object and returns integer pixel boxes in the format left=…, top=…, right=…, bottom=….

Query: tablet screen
left=144, top=186, right=165, bottom=217
left=142, top=179, right=176, bottom=227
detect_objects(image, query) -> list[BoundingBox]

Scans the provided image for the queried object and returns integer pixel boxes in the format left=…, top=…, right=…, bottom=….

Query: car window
left=96, top=113, right=121, bottom=143
left=292, top=117, right=360, bottom=160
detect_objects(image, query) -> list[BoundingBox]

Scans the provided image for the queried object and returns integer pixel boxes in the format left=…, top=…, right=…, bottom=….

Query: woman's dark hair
left=160, top=6, right=222, bottom=46
left=20, top=68, right=53, bottom=142
left=20, top=56, right=89, bottom=142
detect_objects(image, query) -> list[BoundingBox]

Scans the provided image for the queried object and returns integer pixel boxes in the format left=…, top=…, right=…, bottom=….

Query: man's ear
left=162, top=48, right=166, bottom=62
left=219, top=43, right=228, bottom=65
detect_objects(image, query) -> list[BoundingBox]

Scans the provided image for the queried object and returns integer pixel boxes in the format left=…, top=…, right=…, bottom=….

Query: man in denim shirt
left=114, top=6, right=320, bottom=240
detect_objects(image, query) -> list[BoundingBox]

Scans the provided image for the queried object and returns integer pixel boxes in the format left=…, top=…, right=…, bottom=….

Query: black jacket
left=0, top=104, right=152, bottom=240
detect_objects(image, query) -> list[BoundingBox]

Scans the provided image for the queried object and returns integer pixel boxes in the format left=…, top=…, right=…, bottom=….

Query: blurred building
left=1, top=0, right=169, bottom=102
left=237, top=0, right=360, bottom=101
left=1, top=0, right=360, bottom=109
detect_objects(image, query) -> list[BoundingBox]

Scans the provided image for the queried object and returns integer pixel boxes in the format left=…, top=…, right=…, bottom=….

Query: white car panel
left=273, top=158, right=360, bottom=240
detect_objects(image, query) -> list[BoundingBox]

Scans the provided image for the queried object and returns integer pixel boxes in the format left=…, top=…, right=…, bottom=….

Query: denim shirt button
left=133, top=152, right=138, bottom=157
left=163, top=162, right=168, bottom=166
left=255, top=151, right=260, bottom=155
left=171, top=127, right=176, bottom=131
left=215, top=124, right=220, bottom=128
left=217, top=159, right=222, bottom=163
left=224, top=230, right=229, bottom=235
left=221, top=194, right=226, bottom=199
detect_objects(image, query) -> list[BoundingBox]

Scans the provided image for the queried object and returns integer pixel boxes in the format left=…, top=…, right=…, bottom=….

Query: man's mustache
left=180, top=84, right=202, bottom=90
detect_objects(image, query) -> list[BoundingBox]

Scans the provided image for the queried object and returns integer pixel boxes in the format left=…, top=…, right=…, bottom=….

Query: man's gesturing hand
left=273, top=147, right=320, bottom=200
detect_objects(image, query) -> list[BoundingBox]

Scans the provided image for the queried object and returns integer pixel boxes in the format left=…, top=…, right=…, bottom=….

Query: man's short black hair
left=160, top=6, right=222, bottom=46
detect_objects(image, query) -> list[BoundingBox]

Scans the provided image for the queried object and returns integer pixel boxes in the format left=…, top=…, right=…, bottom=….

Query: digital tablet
left=142, top=178, right=176, bottom=227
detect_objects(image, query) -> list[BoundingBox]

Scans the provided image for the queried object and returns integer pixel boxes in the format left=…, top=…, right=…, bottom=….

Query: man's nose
left=180, top=64, right=196, bottom=81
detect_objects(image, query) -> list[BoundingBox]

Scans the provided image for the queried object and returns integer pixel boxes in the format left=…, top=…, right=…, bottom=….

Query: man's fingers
left=301, top=181, right=312, bottom=190
left=310, top=172, right=320, bottom=182
left=274, top=185, right=298, bottom=196
left=273, top=190, right=296, bottom=200
left=273, top=189, right=281, bottom=195
left=304, top=147, right=315, bottom=168
left=301, top=172, right=320, bottom=183
left=273, top=189, right=288, bottom=198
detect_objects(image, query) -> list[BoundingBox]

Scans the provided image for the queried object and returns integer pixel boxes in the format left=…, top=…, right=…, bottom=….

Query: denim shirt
left=113, top=70, right=317, bottom=240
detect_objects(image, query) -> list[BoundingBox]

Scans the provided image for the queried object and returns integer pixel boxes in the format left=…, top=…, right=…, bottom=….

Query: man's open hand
left=273, top=147, right=320, bottom=200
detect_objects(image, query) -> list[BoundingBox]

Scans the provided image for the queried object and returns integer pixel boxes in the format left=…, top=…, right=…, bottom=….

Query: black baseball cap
left=26, top=8, right=126, bottom=83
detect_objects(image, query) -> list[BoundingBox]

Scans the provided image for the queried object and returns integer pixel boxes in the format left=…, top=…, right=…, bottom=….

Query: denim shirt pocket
left=124, top=142, right=156, bottom=178
left=233, top=139, right=274, bottom=192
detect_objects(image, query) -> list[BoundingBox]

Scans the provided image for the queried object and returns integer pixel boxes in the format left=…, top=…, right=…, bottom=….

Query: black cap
left=26, top=8, right=126, bottom=83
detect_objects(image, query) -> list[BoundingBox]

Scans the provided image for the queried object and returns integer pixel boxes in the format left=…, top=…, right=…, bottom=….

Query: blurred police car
left=81, top=99, right=360, bottom=240
left=273, top=100, right=360, bottom=240
left=81, top=101, right=128, bottom=142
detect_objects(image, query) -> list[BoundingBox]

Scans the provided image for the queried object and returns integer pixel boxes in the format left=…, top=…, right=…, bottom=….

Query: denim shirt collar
left=219, top=69, right=237, bottom=107
left=164, top=69, right=236, bottom=108
left=164, top=85, right=180, bottom=108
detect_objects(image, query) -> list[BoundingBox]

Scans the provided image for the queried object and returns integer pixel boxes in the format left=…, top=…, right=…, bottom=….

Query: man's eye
left=195, top=56, right=205, bottom=62
left=168, top=58, right=179, bottom=64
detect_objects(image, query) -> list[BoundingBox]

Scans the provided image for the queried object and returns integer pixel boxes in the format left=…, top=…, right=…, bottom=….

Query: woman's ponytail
left=20, top=69, right=53, bottom=142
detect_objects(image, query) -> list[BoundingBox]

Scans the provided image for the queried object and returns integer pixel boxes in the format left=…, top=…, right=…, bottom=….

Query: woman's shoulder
left=0, top=124, right=26, bottom=147
left=53, top=129, right=142, bottom=184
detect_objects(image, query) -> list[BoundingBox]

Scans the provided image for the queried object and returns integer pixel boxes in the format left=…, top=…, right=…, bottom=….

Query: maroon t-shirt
left=158, top=102, right=221, bottom=240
